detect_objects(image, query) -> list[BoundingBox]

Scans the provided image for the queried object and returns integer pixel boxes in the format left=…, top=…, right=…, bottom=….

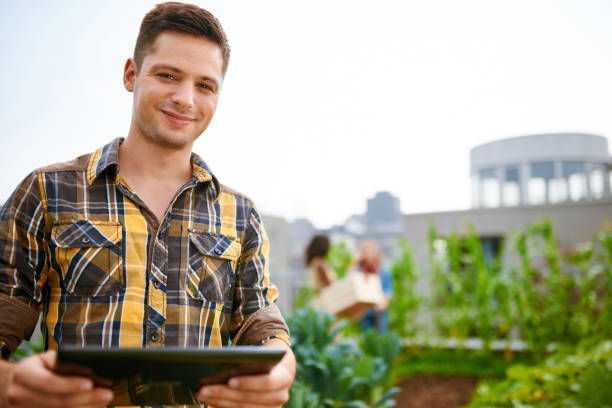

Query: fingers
left=6, top=351, right=114, bottom=408
left=13, top=352, right=93, bottom=395
left=38, top=349, right=58, bottom=370
left=8, top=383, right=113, bottom=408
left=199, top=398, right=282, bottom=408
left=197, top=368, right=291, bottom=407
left=196, top=352, right=294, bottom=407
left=196, top=384, right=289, bottom=408
left=224, top=364, right=293, bottom=392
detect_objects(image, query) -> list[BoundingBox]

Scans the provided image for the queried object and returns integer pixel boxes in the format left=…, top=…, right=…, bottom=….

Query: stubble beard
left=136, top=113, right=195, bottom=151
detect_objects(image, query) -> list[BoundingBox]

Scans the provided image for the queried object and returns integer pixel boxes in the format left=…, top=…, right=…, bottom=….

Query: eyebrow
left=149, top=63, right=220, bottom=88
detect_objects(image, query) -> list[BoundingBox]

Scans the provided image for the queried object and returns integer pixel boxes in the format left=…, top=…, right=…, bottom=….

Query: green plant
left=292, top=285, right=316, bottom=313
left=512, top=221, right=612, bottom=354
left=400, top=348, right=537, bottom=379
left=326, top=241, right=353, bottom=279
left=11, top=335, right=44, bottom=362
left=427, top=225, right=514, bottom=350
left=425, top=220, right=611, bottom=354
left=514, top=219, right=568, bottom=355
left=287, top=380, right=321, bottom=408
left=388, top=239, right=421, bottom=339
left=287, top=307, right=400, bottom=407
left=288, top=307, right=348, bottom=351
left=467, top=340, right=612, bottom=407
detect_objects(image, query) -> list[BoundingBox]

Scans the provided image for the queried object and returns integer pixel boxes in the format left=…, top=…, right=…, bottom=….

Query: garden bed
left=394, top=376, right=478, bottom=408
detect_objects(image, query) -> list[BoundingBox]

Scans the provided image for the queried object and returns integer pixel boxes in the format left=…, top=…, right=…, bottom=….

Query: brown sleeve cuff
left=0, top=293, right=40, bottom=355
left=233, top=304, right=290, bottom=346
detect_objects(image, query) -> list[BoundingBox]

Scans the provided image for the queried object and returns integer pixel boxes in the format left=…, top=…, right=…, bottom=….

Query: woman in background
left=304, top=234, right=337, bottom=293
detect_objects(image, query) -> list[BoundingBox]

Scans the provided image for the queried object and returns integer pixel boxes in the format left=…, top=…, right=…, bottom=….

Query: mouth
left=160, top=109, right=194, bottom=127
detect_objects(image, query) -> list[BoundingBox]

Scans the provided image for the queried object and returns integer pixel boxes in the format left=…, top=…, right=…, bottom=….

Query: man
left=0, top=3, right=295, bottom=407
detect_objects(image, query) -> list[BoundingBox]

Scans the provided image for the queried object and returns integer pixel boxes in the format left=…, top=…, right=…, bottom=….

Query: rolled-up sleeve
left=230, top=204, right=289, bottom=346
left=0, top=172, right=47, bottom=354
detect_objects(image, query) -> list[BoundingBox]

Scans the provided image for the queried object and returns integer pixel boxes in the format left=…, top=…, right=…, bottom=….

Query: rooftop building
left=471, top=133, right=612, bottom=208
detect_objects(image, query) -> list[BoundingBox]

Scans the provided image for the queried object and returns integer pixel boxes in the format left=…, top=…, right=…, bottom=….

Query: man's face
left=124, top=30, right=224, bottom=150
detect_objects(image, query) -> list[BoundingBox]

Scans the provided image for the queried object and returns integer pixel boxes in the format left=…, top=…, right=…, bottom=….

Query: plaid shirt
left=0, top=138, right=289, bottom=357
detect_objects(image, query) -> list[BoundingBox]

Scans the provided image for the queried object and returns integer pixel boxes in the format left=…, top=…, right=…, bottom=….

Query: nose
left=170, top=81, right=194, bottom=110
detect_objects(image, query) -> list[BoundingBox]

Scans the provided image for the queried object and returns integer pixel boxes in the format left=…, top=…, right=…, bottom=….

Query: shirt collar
left=87, top=138, right=219, bottom=197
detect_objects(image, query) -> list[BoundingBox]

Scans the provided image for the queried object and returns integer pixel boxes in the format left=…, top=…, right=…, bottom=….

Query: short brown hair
left=134, top=2, right=231, bottom=74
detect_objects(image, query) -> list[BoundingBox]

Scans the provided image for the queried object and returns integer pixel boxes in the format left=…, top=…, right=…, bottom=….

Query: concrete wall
left=403, top=198, right=612, bottom=258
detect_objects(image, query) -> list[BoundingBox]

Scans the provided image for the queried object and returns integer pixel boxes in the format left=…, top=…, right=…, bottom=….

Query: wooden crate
left=314, top=272, right=385, bottom=321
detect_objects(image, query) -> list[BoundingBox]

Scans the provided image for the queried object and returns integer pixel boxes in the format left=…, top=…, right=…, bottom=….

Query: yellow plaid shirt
left=0, top=138, right=289, bottom=357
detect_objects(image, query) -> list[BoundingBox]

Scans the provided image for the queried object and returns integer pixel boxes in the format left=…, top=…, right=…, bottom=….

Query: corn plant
left=427, top=225, right=513, bottom=349
left=514, top=219, right=570, bottom=354
left=513, top=220, right=612, bottom=354
left=424, top=220, right=612, bottom=354
left=388, top=239, right=422, bottom=339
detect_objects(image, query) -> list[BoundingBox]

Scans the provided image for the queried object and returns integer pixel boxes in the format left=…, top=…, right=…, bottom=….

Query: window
left=549, top=178, right=568, bottom=203
left=563, top=161, right=586, bottom=201
left=528, top=161, right=554, bottom=205
left=528, top=178, right=546, bottom=205
left=502, top=166, right=520, bottom=206
left=479, top=168, right=500, bottom=208
left=481, top=237, right=503, bottom=266
left=589, top=165, right=606, bottom=199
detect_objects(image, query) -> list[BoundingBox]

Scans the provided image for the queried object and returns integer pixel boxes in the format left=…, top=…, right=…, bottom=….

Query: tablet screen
left=55, top=346, right=286, bottom=406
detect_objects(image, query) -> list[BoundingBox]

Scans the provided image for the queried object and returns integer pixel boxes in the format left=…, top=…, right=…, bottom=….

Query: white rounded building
left=470, top=133, right=612, bottom=208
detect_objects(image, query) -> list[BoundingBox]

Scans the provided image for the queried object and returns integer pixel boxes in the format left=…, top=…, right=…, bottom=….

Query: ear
left=123, top=58, right=137, bottom=92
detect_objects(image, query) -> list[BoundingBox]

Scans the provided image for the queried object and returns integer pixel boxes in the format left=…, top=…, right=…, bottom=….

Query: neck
left=118, top=134, right=193, bottom=184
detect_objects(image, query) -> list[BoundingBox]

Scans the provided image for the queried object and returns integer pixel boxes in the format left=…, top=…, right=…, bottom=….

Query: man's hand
left=196, top=339, right=296, bottom=408
left=0, top=350, right=114, bottom=408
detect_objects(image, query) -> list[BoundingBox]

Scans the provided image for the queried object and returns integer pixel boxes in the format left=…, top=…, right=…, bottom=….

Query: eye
left=198, top=82, right=214, bottom=92
left=157, top=72, right=177, bottom=81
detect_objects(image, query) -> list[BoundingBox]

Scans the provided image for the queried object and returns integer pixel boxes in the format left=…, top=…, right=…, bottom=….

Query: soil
left=393, top=376, right=479, bottom=408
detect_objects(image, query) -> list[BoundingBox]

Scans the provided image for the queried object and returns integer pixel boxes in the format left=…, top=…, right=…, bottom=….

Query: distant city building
left=260, top=214, right=292, bottom=313
left=260, top=216, right=318, bottom=314
left=366, top=192, right=403, bottom=234
left=288, top=218, right=317, bottom=269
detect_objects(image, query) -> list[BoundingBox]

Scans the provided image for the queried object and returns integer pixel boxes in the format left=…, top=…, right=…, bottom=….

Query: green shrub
left=423, top=220, right=612, bottom=354
left=286, top=307, right=400, bottom=407
left=388, top=239, right=422, bottom=339
left=428, top=224, right=514, bottom=349
left=326, top=241, right=353, bottom=279
left=396, top=348, right=536, bottom=379
left=467, top=340, right=612, bottom=407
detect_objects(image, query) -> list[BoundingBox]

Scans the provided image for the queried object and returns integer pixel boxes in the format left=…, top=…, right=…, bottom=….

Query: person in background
left=355, top=240, right=393, bottom=333
left=304, top=234, right=337, bottom=293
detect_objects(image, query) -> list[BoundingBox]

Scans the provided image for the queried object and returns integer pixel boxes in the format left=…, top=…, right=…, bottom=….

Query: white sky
left=1, top=0, right=611, bottom=229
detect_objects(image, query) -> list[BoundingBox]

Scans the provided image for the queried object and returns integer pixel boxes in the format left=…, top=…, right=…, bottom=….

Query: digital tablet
left=55, top=346, right=286, bottom=406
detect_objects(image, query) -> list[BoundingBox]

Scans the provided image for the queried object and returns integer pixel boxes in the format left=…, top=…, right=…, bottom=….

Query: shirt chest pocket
left=51, top=220, right=124, bottom=297
left=186, top=231, right=241, bottom=303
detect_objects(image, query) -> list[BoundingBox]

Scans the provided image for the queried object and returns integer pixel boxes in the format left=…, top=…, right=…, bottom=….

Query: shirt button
left=81, top=237, right=91, bottom=244
left=153, top=281, right=160, bottom=289
left=214, top=249, right=222, bottom=255
left=151, top=332, right=159, bottom=342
